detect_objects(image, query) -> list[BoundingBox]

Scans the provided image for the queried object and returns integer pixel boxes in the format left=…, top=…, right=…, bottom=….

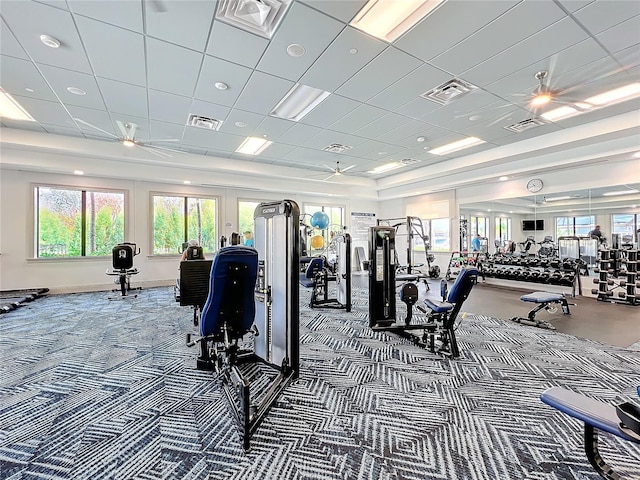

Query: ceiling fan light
left=531, top=93, right=551, bottom=107
left=122, top=139, right=135, bottom=147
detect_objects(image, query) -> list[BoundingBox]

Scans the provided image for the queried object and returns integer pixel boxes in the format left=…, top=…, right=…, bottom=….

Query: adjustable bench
left=511, top=291, right=573, bottom=330
left=541, top=386, right=640, bottom=479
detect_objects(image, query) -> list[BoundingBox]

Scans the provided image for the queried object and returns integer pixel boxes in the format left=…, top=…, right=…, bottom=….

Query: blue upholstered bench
left=511, top=291, right=573, bottom=330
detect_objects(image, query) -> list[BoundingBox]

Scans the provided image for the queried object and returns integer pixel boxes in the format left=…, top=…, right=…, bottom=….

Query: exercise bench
left=511, top=291, right=574, bottom=330
left=541, top=386, right=640, bottom=479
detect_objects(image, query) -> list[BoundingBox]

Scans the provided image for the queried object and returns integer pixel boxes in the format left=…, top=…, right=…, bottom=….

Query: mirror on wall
left=459, top=183, right=640, bottom=269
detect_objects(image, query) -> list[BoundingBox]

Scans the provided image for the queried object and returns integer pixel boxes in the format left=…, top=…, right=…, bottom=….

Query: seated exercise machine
left=105, top=242, right=141, bottom=298
left=186, top=200, right=299, bottom=451
left=541, top=386, right=640, bottom=479
left=299, top=233, right=351, bottom=311
left=368, top=225, right=478, bottom=358
left=175, top=245, right=211, bottom=326
left=510, top=291, right=575, bottom=330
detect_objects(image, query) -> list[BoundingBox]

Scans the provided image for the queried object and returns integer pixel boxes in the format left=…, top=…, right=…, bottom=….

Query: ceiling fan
left=322, top=161, right=355, bottom=181
left=74, top=118, right=184, bottom=158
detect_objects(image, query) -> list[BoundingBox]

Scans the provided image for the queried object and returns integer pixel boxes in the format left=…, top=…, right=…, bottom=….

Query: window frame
left=150, top=192, right=219, bottom=256
left=611, top=213, right=637, bottom=239
left=33, top=183, right=127, bottom=259
left=555, top=215, right=595, bottom=238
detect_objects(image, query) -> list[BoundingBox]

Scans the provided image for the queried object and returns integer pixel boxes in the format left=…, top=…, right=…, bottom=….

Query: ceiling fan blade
left=323, top=173, right=336, bottom=181
left=547, top=54, right=559, bottom=86
left=115, top=121, right=129, bottom=139
left=143, top=138, right=181, bottom=143
left=138, top=145, right=173, bottom=158
left=488, top=110, right=516, bottom=127
left=74, top=118, right=119, bottom=139
left=322, top=164, right=336, bottom=172
left=147, top=0, right=167, bottom=12
left=342, top=164, right=356, bottom=172
left=147, top=144, right=189, bottom=155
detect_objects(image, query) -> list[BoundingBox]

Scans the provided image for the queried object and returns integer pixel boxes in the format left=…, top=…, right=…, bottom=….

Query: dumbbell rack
left=592, top=249, right=639, bottom=305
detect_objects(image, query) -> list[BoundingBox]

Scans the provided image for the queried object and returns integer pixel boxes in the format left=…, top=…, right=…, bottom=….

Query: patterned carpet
left=1, top=286, right=639, bottom=480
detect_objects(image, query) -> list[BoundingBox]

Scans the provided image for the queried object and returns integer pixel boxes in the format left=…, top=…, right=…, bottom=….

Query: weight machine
left=105, top=242, right=141, bottom=299
left=186, top=199, right=300, bottom=451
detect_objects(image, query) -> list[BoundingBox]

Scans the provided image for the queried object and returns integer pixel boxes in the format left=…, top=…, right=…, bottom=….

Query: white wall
left=0, top=169, right=378, bottom=293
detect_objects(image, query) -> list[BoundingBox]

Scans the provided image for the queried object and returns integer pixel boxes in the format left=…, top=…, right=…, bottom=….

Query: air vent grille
left=187, top=114, right=222, bottom=131
left=323, top=143, right=352, bottom=153
left=400, top=158, right=420, bottom=165
left=504, top=117, right=546, bottom=133
left=421, top=78, right=477, bottom=105
left=216, top=0, right=293, bottom=39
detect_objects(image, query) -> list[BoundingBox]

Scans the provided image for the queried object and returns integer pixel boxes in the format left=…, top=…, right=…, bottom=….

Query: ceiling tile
left=376, top=120, right=434, bottom=145
left=148, top=90, right=192, bottom=125
left=303, top=130, right=367, bottom=150
left=194, top=55, right=253, bottom=107
left=41, top=123, right=84, bottom=137
left=257, top=2, right=344, bottom=81
left=0, top=55, right=58, bottom=102
left=0, top=1, right=92, bottom=73
left=146, top=37, right=203, bottom=97
left=1, top=119, right=47, bottom=132
left=252, top=116, right=295, bottom=140
left=259, top=142, right=296, bottom=159
left=182, top=129, right=244, bottom=151
left=75, top=15, right=146, bottom=85
left=300, top=26, right=387, bottom=93
left=367, top=63, right=453, bottom=111
left=217, top=109, right=265, bottom=135
left=189, top=99, right=232, bottom=124
left=395, top=0, right=520, bottom=62
left=573, top=1, right=640, bottom=35
left=145, top=0, right=216, bottom=51
left=462, top=17, right=589, bottom=87
left=298, top=94, right=360, bottom=128
left=395, top=97, right=442, bottom=120
left=233, top=71, right=295, bottom=115
left=354, top=113, right=412, bottom=139
left=11, top=95, right=70, bottom=125
left=97, top=77, right=148, bottom=118
left=207, top=21, right=269, bottom=69
left=430, top=1, right=566, bottom=75
left=37, top=64, right=106, bottom=110
left=614, top=43, right=640, bottom=70
left=491, top=121, right=563, bottom=145
left=336, top=47, right=422, bottom=102
left=277, top=123, right=323, bottom=146
left=329, top=104, right=388, bottom=133
left=67, top=0, right=143, bottom=32
left=349, top=139, right=406, bottom=159
left=66, top=105, right=116, bottom=136
left=298, top=0, right=367, bottom=23
left=596, top=16, right=640, bottom=54
left=419, top=90, right=510, bottom=128
left=149, top=120, right=186, bottom=142
left=0, top=19, right=28, bottom=59
left=556, top=1, right=594, bottom=13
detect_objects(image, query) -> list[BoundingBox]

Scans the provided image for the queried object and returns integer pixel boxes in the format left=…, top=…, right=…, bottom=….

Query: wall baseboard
left=47, top=279, right=175, bottom=295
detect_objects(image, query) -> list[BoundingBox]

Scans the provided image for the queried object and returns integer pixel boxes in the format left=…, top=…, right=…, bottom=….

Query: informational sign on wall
left=350, top=212, right=376, bottom=243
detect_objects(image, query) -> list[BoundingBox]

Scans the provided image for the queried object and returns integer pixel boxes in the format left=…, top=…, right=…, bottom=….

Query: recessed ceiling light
left=427, top=136, right=485, bottom=155
left=25, top=88, right=34, bottom=93
left=633, top=151, right=640, bottom=158
left=487, top=209, right=491, bottom=212
left=270, top=83, right=330, bottom=122
left=214, top=82, right=228, bottom=90
left=509, top=211, right=513, bottom=214
left=286, top=43, right=305, bottom=57
left=74, top=170, right=84, bottom=175
left=349, top=48, right=358, bottom=55
left=0, top=88, right=35, bottom=121
left=40, top=34, right=61, bottom=48
left=236, top=136, right=272, bottom=155
left=184, top=180, right=191, bottom=185
left=66, top=86, right=86, bottom=96
left=350, top=0, right=445, bottom=42
left=235, top=121, right=247, bottom=127
left=602, top=189, right=639, bottom=197
left=368, top=162, right=402, bottom=174
left=416, top=136, right=425, bottom=142
left=499, top=176, right=509, bottom=181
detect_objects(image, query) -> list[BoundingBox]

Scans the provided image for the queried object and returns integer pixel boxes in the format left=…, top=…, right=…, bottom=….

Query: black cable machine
left=105, top=242, right=141, bottom=299
left=186, top=199, right=300, bottom=451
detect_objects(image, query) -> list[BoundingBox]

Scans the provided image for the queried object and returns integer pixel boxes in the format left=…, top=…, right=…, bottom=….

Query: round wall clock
left=526, top=178, right=544, bottom=193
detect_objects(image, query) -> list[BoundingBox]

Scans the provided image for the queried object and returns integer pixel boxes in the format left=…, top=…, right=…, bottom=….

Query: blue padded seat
left=424, top=267, right=477, bottom=313
left=300, top=257, right=323, bottom=288
left=200, top=246, right=258, bottom=339
left=521, top=291, right=564, bottom=303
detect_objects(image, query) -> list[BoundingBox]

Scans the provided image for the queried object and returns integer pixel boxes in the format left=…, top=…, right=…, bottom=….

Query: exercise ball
left=310, top=235, right=325, bottom=250
left=310, top=211, right=330, bottom=230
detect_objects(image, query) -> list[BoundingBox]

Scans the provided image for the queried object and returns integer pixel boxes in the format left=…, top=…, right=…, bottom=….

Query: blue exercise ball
left=310, top=211, right=330, bottom=230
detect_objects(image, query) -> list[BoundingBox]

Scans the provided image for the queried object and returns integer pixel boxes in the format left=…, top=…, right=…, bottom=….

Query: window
left=36, top=186, right=125, bottom=257
left=152, top=194, right=217, bottom=254
left=470, top=216, right=489, bottom=237
left=429, top=218, right=450, bottom=252
left=612, top=214, right=638, bottom=242
left=238, top=199, right=261, bottom=238
left=495, top=217, right=512, bottom=244
left=555, top=215, right=595, bottom=238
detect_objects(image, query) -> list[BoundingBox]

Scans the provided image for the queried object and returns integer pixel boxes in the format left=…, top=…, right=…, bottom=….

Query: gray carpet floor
left=0, top=286, right=639, bottom=479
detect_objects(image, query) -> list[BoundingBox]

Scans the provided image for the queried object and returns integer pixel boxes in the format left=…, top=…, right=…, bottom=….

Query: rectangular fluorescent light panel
left=270, top=84, right=330, bottom=121
left=585, top=83, right=640, bottom=106
left=541, top=106, right=581, bottom=122
left=603, top=189, right=639, bottom=197
left=236, top=136, right=273, bottom=155
left=369, top=162, right=402, bottom=174
left=350, top=0, right=445, bottom=42
left=545, top=196, right=571, bottom=202
left=0, top=88, right=35, bottom=121
left=428, top=136, right=485, bottom=156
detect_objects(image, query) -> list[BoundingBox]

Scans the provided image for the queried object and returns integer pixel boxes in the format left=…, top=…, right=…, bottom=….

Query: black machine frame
left=105, top=242, right=141, bottom=298
left=306, top=233, right=352, bottom=311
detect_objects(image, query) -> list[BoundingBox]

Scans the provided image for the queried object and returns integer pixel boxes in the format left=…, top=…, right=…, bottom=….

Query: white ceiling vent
left=187, top=114, right=222, bottom=131
left=421, top=79, right=477, bottom=105
left=323, top=144, right=352, bottom=153
left=400, top=158, right=420, bottom=166
left=216, top=0, right=293, bottom=39
left=504, top=117, right=546, bottom=133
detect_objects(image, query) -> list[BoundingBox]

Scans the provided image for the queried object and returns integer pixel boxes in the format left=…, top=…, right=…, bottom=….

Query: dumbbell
left=591, top=289, right=599, bottom=295
left=593, top=278, right=599, bottom=284
left=618, top=292, right=626, bottom=298
left=620, top=280, right=626, bottom=286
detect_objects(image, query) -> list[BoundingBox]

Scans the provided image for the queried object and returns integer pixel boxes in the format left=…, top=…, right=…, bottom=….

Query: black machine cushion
left=112, top=244, right=134, bottom=270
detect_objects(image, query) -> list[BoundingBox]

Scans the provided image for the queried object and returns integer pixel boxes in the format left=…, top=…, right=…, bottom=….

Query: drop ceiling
left=0, top=0, right=639, bottom=198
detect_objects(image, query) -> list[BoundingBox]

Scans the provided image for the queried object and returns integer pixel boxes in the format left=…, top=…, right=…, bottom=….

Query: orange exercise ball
left=310, top=235, right=325, bottom=249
